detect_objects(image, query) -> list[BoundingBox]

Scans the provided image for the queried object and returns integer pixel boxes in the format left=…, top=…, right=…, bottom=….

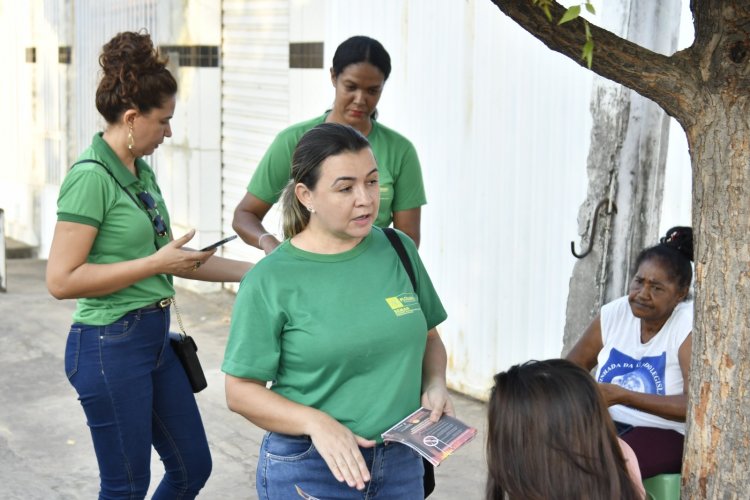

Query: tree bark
left=490, top=0, right=750, bottom=496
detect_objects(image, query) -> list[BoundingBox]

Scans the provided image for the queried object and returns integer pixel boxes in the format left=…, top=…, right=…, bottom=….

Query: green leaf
left=582, top=38, right=594, bottom=68
left=532, top=0, right=554, bottom=22
left=585, top=20, right=591, bottom=39
left=585, top=2, right=596, bottom=15
left=543, top=5, right=552, bottom=22
left=558, top=5, right=581, bottom=25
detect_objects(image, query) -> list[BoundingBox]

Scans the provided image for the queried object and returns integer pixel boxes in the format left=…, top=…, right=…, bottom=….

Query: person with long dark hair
left=567, top=226, right=694, bottom=479
left=486, top=359, right=645, bottom=500
left=233, top=35, right=427, bottom=252
left=223, top=122, right=451, bottom=498
left=46, top=31, right=250, bottom=499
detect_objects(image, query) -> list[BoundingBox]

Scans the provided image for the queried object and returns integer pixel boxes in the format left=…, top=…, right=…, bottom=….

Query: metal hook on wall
left=570, top=198, right=618, bottom=259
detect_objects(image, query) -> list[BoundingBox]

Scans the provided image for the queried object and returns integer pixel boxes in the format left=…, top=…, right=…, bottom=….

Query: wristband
left=258, top=232, right=274, bottom=247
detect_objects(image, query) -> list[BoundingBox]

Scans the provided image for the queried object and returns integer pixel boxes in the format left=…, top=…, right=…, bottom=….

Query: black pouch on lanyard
left=170, top=332, right=208, bottom=393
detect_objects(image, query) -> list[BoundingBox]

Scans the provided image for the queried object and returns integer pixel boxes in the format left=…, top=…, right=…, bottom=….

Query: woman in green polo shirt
left=46, top=31, right=250, bottom=500
left=223, top=123, right=452, bottom=499
left=232, top=35, right=427, bottom=254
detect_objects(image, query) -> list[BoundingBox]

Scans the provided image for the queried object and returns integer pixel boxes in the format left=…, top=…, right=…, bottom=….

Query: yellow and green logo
left=385, top=293, right=420, bottom=317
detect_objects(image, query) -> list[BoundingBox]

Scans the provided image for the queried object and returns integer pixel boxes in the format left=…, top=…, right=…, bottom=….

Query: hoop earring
left=127, top=123, right=135, bottom=154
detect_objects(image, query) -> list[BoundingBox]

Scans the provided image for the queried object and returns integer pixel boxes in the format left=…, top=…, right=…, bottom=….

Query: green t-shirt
left=247, top=113, right=427, bottom=227
left=56, top=133, right=174, bottom=325
left=222, top=227, right=447, bottom=441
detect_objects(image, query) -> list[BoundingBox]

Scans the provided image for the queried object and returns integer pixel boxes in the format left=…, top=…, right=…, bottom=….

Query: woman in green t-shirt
left=233, top=36, right=427, bottom=254
left=224, top=123, right=451, bottom=499
left=46, top=31, right=251, bottom=499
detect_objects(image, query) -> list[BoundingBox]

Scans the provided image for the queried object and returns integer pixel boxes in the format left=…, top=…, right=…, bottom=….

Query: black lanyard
left=72, top=159, right=162, bottom=250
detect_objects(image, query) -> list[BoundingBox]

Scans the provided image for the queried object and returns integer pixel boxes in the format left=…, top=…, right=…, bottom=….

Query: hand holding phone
left=200, top=234, right=238, bottom=251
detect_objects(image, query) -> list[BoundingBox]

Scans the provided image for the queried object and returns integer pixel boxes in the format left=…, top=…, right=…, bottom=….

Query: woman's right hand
left=225, top=376, right=376, bottom=491
left=306, top=412, right=375, bottom=491
left=152, top=229, right=216, bottom=275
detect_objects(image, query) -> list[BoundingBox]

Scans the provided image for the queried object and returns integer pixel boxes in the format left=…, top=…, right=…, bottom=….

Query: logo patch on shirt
left=386, top=293, right=421, bottom=317
left=598, top=348, right=667, bottom=395
left=379, top=183, right=393, bottom=201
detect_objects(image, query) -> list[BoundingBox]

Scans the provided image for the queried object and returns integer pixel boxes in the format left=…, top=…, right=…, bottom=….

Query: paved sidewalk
left=0, top=259, right=487, bottom=499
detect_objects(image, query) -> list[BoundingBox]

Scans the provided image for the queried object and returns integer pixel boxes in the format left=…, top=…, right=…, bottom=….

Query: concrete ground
left=0, top=258, right=488, bottom=499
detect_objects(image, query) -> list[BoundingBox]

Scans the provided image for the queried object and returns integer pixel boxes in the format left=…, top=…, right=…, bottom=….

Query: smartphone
left=200, top=234, right=237, bottom=251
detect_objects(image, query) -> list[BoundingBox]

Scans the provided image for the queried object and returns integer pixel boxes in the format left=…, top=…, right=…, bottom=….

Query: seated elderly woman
left=567, top=226, right=694, bottom=479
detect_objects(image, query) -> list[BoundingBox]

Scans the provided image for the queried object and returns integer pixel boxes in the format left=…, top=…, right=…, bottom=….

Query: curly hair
left=95, top=30, right=177, bottom=123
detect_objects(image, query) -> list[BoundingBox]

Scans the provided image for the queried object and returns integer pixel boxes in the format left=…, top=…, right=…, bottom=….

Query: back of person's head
left=486, top=359, right=642, bottom=500
left=635, top=226, right=693, bottom=291
left=332, top=35, right=391, bottom=80
left=96, top=30, right=178, bottom=123
left=281, top=123, right=371, bottom=238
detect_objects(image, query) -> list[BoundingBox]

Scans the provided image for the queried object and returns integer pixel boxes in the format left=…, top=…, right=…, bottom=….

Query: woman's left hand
left=598, top=382, right=626, bottom=406
left=421, top=328, right=453, bottom=422
left=421, top=384, right=455, bottom=422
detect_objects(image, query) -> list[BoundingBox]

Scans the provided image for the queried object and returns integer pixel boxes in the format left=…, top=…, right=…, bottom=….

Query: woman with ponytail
left=567, top=226, right=694, bottom=479
left=223, top=122, right=451, bottom=499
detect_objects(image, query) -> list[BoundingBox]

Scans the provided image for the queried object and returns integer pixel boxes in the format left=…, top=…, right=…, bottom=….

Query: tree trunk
left=562, top=0, right=681, bottom=354
left=682, top=104, right=750, bottom=498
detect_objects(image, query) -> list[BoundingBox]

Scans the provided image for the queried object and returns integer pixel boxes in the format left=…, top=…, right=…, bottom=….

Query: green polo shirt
left=56, top=133, right=174, bottom=325
left=248, top=113, right=427, bottom=228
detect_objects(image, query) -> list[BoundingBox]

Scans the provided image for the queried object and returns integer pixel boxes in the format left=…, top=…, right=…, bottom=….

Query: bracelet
left=258, top=232, right=275, bottom=247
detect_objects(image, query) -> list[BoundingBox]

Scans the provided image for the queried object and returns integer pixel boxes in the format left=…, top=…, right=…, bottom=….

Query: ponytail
left=280, top=123, right=371, bottom=239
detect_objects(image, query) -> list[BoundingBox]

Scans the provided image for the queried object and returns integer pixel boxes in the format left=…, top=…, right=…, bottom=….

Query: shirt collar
left=91, top=133, right=155, bottom=188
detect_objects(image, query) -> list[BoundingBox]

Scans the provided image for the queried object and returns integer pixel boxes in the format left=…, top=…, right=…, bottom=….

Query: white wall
left=0, top=2, right=40, bottom=247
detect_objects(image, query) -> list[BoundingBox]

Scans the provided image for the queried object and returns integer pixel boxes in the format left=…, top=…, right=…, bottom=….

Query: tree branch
left=488, top=0, right=700, bottom=128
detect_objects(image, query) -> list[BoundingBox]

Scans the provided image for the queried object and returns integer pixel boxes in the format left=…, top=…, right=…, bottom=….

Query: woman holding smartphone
left=46, top=31, right=250, bottom=499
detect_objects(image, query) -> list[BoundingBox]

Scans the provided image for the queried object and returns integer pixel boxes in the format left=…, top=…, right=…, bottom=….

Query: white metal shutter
left=221, top=0, right=290, bottom=274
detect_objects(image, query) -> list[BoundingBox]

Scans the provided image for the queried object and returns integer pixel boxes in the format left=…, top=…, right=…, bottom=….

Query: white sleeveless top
left=595, top=296, right=693, bottom=434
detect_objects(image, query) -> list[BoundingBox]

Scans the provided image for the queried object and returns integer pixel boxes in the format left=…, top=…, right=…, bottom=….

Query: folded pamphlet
left=381, top=407, right=477, bottom=466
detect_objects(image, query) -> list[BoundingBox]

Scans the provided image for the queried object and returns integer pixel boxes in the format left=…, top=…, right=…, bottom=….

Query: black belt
left=138, top=298, right=173, bottom=311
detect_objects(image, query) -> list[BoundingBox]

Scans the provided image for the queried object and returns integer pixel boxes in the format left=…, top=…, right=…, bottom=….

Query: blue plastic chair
left=643, top=473, right=680, bottom=500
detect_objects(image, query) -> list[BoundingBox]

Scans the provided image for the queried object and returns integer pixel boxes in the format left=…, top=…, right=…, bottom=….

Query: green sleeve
left=391, top=138, right=426, bottom=212
left=56, top=167, right=114, bottom=227
left=222, top=269, right=285, bottom=381
left=247, top=133, right=297, bottom=204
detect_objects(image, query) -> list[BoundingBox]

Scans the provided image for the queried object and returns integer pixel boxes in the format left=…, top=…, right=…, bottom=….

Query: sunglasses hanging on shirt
left=136, top=191, right=168, bottom=237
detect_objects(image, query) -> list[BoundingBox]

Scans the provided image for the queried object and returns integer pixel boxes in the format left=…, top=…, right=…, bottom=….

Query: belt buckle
left=158, top=298, right=173, bottom=308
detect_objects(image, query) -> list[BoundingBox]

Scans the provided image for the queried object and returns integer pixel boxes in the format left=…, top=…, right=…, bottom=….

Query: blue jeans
left=256, top=432, right=424, bottom=499
left=65, top=306, right=211, bottom=499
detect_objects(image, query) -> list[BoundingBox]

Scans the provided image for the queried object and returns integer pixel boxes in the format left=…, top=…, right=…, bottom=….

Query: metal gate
left=221, top=0, right=290, bottom=273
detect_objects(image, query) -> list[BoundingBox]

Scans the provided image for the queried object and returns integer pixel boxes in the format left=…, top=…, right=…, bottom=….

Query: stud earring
left=308, top=206, right=315, bottom=213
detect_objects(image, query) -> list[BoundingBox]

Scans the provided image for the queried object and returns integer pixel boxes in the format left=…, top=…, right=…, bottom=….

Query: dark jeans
left=65, top=306, right=211, bottom=499
left=616, top=421, right=684, bottom=479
